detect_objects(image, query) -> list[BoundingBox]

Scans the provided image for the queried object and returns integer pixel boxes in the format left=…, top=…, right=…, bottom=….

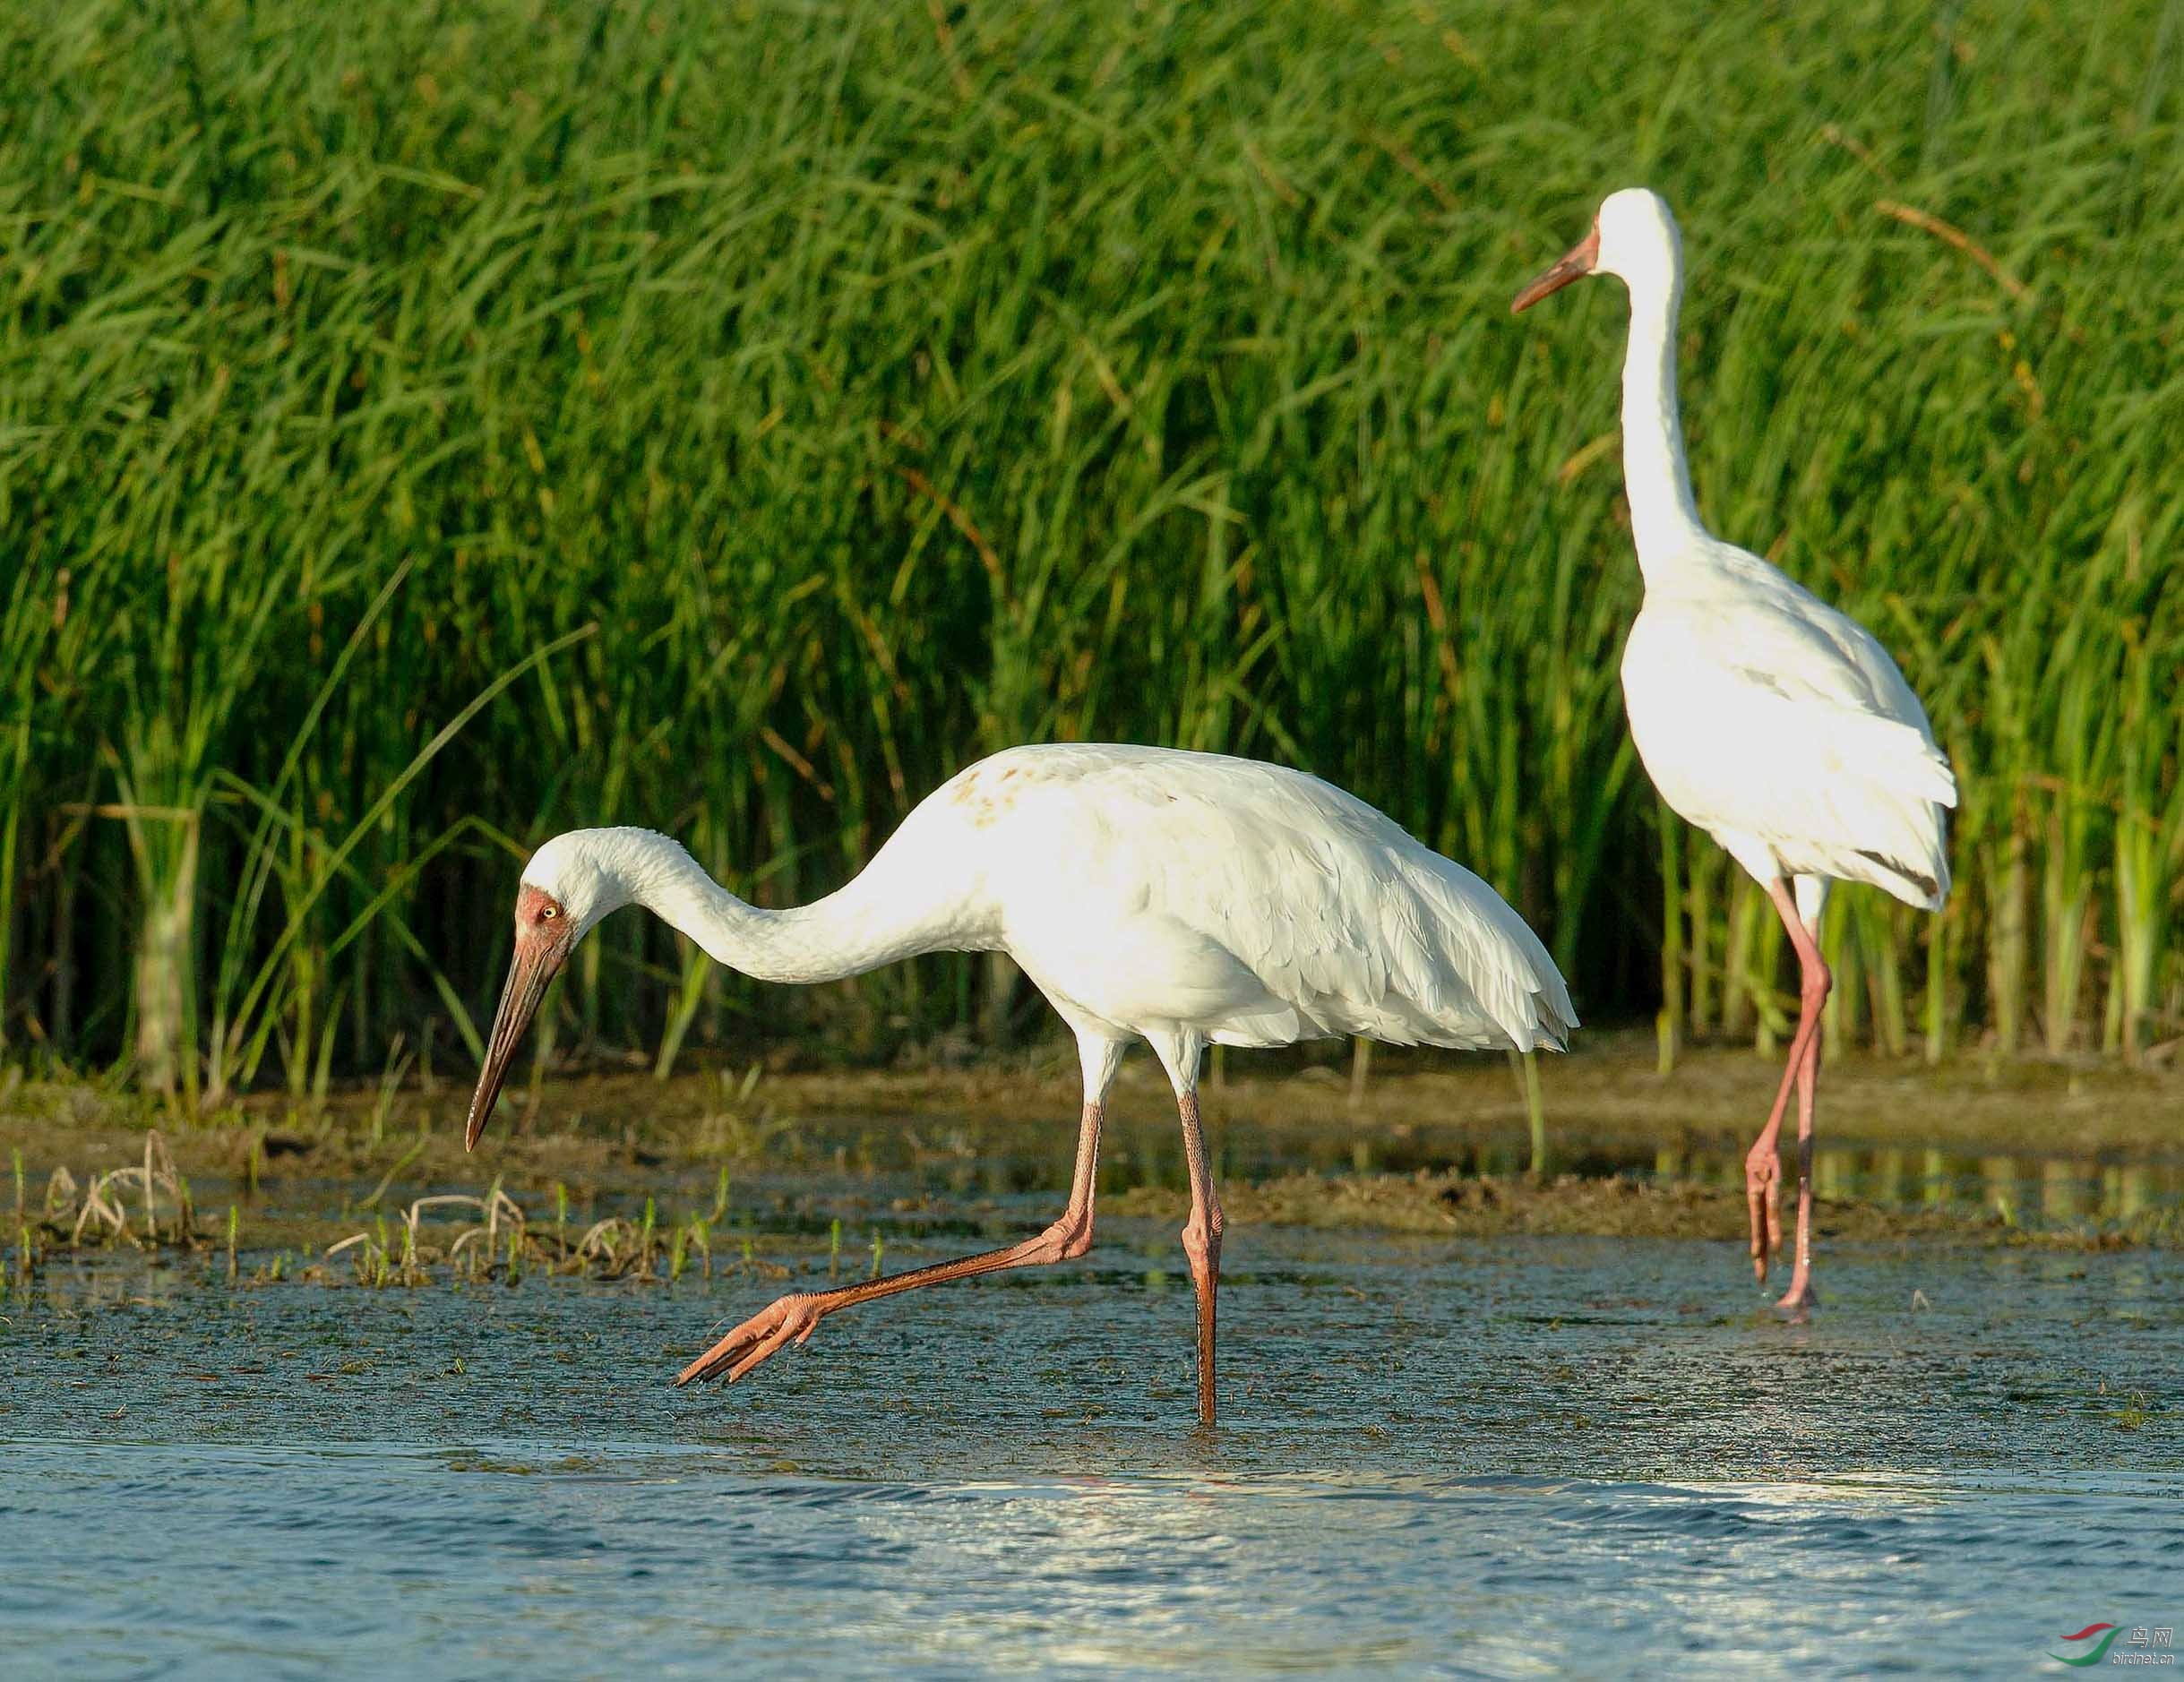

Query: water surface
left=4, top=1230, right=2179, bottom=1677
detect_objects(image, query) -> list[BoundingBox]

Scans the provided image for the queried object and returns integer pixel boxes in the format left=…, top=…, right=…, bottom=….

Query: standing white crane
left=463, top=742, right=1575, bottom=1424
left=1512, top=187, right=1956, bottom=1311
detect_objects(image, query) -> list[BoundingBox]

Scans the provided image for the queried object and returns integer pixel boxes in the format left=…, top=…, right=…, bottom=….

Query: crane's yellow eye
left=540, top=905, right=559, bottom=920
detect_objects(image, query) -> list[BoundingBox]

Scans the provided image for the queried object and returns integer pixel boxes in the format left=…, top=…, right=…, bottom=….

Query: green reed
left=3, top=0, right=2183, bottom=1085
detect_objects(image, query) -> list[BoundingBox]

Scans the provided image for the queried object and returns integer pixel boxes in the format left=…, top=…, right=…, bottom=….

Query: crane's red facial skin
left=514, top=884, right=566, bottom=940
left=464, top=887, right=574, bottom=1151
left=1510, top=222, right=1603, bottom=313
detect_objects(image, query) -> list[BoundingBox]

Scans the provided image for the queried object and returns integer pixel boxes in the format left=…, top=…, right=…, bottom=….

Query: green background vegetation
left=4, top=0, right=2180, bottom=1101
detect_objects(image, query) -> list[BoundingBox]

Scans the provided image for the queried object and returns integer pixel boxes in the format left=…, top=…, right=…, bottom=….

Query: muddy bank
left=3, top=1038, right=2179, bottom=1257
left=8, top=1034, right=2184, bottom=1166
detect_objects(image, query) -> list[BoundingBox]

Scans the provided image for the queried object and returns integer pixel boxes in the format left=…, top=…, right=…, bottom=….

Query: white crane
left=1513, top=188, right=1956, bottom=1311
left=463, top=742, right=1575, bottom=1424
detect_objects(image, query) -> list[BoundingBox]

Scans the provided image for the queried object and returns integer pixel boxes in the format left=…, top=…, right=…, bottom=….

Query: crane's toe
left=1774, top=1277, right=1820, bottom=1318
left=675, top=1293, right=825, bottom=1386
left=1743, top=1146, right=1781, bottom=1284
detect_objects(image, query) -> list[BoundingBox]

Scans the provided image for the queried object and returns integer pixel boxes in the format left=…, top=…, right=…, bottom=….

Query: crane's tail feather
left=1824, top=710, right=1957, bottom=809
left=1388, top=846, right=1577, bottom=1054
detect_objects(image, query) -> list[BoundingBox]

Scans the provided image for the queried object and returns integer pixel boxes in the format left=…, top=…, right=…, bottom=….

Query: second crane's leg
left=1777, top=905, right=1826, bottom=1315
left=1177, top=1090, right=1225, bottom=1429
left=676, top=1099, right=1105, bottom=1386
left=1745, top=880, right=1832, bottom=1287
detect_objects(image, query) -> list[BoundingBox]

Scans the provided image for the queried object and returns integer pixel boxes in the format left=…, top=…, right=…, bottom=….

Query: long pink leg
left=676, top=1100, right=1104, bottom=1386
left=1745, top=880, right=1831, bottom=1291
left=1776, top=915, right=1826, bottom=1313
left=1177, top=1090, right=1225, bottom=1429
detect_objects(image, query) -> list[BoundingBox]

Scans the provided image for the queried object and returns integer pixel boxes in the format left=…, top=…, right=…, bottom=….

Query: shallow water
left=4, top=1229, right=2180, bottom=1677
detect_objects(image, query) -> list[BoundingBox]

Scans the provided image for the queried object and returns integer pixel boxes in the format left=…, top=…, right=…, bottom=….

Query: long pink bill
left=1510, top=224, right=1601, bottom=313
left=464, top=946, right=562, bottom=1151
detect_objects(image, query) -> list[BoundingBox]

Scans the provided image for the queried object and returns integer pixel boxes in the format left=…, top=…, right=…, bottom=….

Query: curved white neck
left=563, top=829, right=970, bottom=985
left=1616, top=258, right=1711, bottom=579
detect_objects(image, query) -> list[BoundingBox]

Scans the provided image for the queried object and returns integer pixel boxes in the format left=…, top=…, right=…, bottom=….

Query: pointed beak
left=464, top=940, right=565, bottom=1151
left=1511, top=225, right=1602, bottom=313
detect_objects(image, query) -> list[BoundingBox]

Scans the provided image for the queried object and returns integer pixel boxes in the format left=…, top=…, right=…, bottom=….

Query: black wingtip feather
left=1854, top=848, right=1940, bottom=903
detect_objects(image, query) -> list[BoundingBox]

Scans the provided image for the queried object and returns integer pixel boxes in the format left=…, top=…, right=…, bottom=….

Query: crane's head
left=1510, top=187, right=1681, bottom=313
left=462, top=830, right=640, bottom=1150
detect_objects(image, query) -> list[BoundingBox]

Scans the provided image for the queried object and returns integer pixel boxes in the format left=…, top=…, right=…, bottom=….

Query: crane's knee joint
left=1028, top=1210, right=1096, bottom=1265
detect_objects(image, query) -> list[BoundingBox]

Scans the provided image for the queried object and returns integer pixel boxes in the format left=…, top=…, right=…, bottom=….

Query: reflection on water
left=1645, top=1141, right=2180, bottom=1225
left=2, top=1234, right=2180, bottom=1677
left=851, top=1107, right=2182, bottom=1231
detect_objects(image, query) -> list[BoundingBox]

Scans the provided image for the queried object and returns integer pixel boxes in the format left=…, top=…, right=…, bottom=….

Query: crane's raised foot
left=676, top=1293, right=825, bottom=1386
left=1744, top=1145, right=1783, bottom=1285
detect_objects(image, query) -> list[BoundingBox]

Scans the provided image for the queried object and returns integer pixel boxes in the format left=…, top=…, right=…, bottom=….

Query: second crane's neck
left=546, top=828, right=972, bottom=986
left=1616, top=258, right=1712, bottom=581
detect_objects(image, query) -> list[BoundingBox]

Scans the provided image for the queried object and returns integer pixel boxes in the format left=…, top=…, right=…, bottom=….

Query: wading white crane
left=1513, top=187, right=1955, bottom=1310
left=464, top=742, right=1575, bottom=1424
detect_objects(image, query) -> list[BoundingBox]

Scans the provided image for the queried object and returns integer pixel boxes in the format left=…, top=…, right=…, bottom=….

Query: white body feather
left=930, top=743, right=1575, bottom=1055
left=1622, top=553, right=1956, bottom=908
